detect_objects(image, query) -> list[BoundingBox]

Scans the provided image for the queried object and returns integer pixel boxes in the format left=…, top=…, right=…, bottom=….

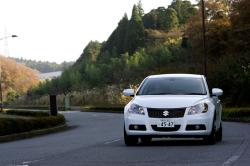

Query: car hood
left=132, top=95, right=209, bottom=108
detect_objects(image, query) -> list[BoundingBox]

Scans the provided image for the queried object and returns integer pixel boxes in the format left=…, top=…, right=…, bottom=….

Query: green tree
left=103, top=14, right=129, bottom=55
left=124, top=5, right=145, bottom=54
left=143, top=9, right=158, bottom=29
left=76, top=41, right=102, bottom=63
left=165, top=8, right=179, bottom=31
left=170, top=0, right=197, bottom=25
left=230, top=0, right=250, bottom=59
left=137, top=0, right=144, bottom=17
left=6, top=88, right=19, bottom=103
left=84, top=64, right=102, bottom=87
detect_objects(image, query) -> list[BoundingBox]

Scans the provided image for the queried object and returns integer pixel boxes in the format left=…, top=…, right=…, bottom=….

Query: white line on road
left=222, top=138, right=249, bottom=166
left=104, top=138, right=121, bottom=145
left=22, top=159, right=40, bottom=164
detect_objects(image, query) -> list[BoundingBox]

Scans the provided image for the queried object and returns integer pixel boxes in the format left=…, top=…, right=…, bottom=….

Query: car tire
left=216, top=123, right=222, bottom=142
left=204, top=118, right=217, bottom=145
left=140, top=137, right=152, bottom=145
left=124, top=127, right=138, bottom=146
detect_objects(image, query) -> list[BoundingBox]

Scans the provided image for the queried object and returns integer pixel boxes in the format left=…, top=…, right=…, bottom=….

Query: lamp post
left=201, top=0, right=207, bottom=77
left=0, top=34, right=18, bottom=111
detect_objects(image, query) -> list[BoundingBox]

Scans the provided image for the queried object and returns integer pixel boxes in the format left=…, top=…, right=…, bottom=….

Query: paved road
left=0, top=111, right=250, bottom=166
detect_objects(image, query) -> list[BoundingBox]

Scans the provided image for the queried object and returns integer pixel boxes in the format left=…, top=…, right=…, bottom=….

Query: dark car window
left=137, top=77, right=207, bottom=95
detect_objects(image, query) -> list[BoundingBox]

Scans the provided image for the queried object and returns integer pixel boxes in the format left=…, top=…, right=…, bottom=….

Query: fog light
left=129, top=125, right=146, bottom=131
left=134, top=125, right=139, bottom=130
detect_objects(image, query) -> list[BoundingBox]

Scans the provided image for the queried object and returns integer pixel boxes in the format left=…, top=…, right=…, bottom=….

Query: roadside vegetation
left=0, top=110, right=65, bottom=137
left=8, top=0, right=250, bottom=122
left=0, top=56, right=39, bottom=104
left=10, top=57, right=74, bottom=73
left=223, top=108, right=250, bottom=122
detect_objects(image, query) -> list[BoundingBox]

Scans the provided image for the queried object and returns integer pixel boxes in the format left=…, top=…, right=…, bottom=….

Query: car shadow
left=137, top=138, right=207, bottom=146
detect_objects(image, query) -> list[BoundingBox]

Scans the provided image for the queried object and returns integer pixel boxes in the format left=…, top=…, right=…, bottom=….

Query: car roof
left=147, top=74, right=204, bottom=79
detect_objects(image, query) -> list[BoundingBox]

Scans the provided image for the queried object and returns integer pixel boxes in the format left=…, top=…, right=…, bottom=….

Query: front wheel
left=204, top=119, right=217, bottom=145
left=216, top=123, right=222, bottom=142
left=124, top=127, right=138, bottom=146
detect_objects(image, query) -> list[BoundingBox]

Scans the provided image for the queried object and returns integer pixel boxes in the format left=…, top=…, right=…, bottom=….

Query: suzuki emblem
left=163, top=110, right=169, bottom=117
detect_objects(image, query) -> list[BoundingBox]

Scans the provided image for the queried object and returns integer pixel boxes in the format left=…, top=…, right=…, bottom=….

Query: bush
left=223, top=108, right=250, bottom=117
left=0, top=115, right=65, bottom=136
left=5, top=110, right=50, bottom=117
left=223, top=108, right=250, bottom=122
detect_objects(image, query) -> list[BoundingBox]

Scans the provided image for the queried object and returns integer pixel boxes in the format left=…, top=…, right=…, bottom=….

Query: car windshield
left=137, top=77, right=207, bottom=95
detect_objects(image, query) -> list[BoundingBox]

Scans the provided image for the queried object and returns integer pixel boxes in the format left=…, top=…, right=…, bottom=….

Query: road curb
left=0, top=124, right=68, bottom=143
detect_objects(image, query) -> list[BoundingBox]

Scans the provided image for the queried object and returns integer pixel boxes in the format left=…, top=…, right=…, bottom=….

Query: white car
left=123, top=74, right=223, bottom=146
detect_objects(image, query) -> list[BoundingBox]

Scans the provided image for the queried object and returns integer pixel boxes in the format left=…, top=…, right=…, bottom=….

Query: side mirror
left=212, top=88, right=223, bottom=96
left=123, top=89, right=135, bottom=97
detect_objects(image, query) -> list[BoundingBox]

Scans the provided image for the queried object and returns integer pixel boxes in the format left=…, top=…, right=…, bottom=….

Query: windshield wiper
left=146, top=93, right=176, bottom=95
left=183, top=93, right=206, bottom=95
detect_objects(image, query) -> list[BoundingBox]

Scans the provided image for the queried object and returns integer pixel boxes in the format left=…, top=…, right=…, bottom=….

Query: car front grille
left=147, top=108, right=186, bottom=118
left=151, top=125, right=181, bottom=132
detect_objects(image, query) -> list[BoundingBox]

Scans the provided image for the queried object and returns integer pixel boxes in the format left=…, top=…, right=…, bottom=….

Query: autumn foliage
left=0, top=55, right=39, bottom=102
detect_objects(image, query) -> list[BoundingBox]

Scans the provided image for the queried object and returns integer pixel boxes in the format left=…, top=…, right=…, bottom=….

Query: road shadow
left=137, top=138, right=208, bottom=146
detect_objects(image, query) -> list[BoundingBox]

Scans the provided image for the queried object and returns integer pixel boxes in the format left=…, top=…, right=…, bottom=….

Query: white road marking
left=104, top=138, right=121, bottom=145
left=9, top=159, right=41, bottom=166
left=22, top=160, right=40, bottom=164
left=222, top=155, right=240, bottom=165
left=222, top=138, right=249, bottom=166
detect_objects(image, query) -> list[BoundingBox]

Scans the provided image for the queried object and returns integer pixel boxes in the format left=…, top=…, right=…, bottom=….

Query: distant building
left=39, top=71, right=62, bottom=81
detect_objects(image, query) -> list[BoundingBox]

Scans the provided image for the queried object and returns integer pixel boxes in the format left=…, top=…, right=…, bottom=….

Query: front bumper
left=124, top=111, right=214, bottom=137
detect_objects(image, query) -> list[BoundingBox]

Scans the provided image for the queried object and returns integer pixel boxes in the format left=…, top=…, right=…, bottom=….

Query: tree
left=230, top=0, right=250, bottom=58
left=137, top=0, right=144, bottom=17
left=169, top=0, right=197, bottom=25
left=165, top=8, right=179, bottom=31
left=6, top=88, right=19, bottom=103
left=124, top=5, right=145, bottom=54
left=143, top=9, right=158, bottom=29
left=0, top=55, right=39, bottom=102
left=76, top=41, right=102, bottom=63
left=143, top=6, right=182, bottom=31
left=103, top=14, right=129, bottom=55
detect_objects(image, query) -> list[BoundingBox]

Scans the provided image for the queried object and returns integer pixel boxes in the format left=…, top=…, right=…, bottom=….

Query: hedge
left=0, top=115, right=65, bottom=136
left=5, top=109, right=50, bottom=117
left=223, top=108, right=250, bottom=122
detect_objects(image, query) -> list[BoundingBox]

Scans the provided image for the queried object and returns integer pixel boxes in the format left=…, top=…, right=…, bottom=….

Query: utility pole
left=201, top=0, right=207, bottom=77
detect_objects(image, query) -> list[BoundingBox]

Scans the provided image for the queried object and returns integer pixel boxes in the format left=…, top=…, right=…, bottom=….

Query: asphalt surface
left=0, top=111, right=250, bottom=166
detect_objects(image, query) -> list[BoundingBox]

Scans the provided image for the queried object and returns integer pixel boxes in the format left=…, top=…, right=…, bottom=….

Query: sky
left=0, top=0, right=196, bottom=63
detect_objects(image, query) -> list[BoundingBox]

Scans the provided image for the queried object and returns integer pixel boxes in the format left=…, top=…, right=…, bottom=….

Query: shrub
left=5, top=110, right=50, bottom=117
left=0, top=115, right=65, bottom=136
left=223, top=108, right=250, bottom=118
left=222, top=108, right=250, bottom=122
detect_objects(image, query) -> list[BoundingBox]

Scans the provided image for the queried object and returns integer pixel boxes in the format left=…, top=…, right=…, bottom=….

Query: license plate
left=157, top=119, right=174, bottom=128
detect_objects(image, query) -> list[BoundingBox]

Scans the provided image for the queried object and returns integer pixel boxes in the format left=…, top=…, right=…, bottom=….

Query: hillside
left=0, top=55, right=39, bottom=102
left=10, top=57, right=74, bottom=73
left=29, top=0, right=250, bottom=107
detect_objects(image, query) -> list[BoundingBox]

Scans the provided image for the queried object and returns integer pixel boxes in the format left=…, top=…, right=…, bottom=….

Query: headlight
left=187, top=103, right=208, bottom=115
left=129, top=103, right=145, bottom=115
